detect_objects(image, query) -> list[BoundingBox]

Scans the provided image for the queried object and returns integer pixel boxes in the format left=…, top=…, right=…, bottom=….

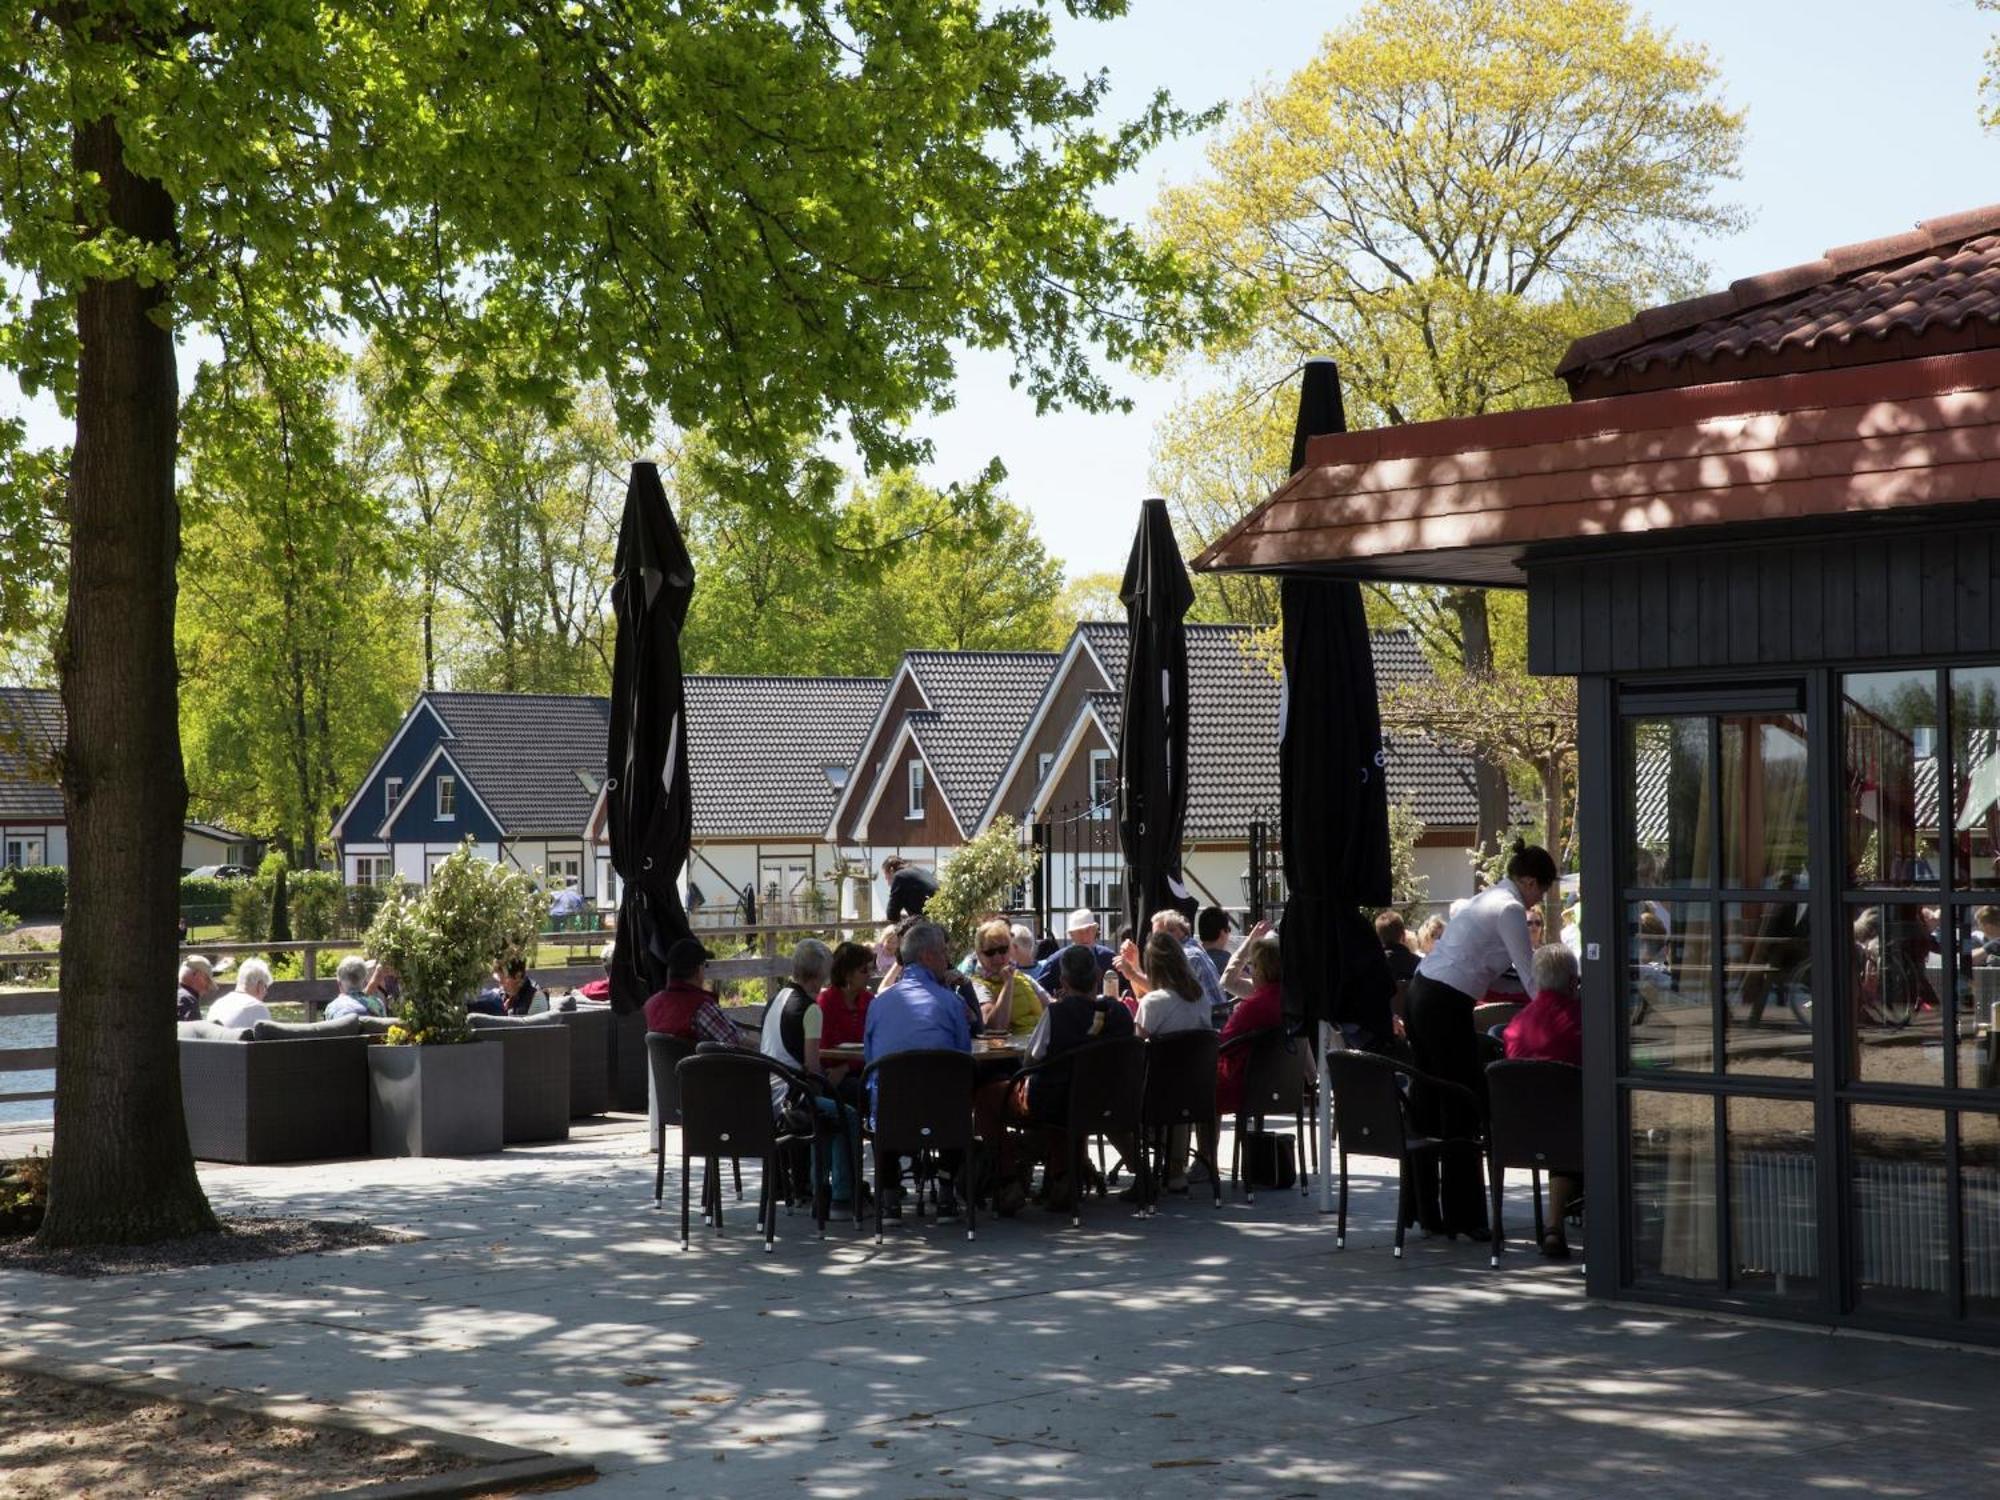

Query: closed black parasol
left=1277, top=360, right=1395, bottom=1049
left=1118, top=497, right=1198, bottom=936
left=606, top=461, right=696, bottom=1014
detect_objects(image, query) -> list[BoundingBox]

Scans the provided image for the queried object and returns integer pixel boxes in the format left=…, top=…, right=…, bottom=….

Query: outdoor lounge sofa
left=467, top=1014, right=572, bottom=1143
left=548, top=1004, right=612, bottom=1117
left=177, top=1016, right=372, bottom=1165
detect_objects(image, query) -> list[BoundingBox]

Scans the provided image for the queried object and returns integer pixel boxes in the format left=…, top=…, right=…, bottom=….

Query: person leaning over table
left=966, top=917, right=1044, bottom=1039
left=863, top=919, right=974, bottom=1219
left=1405, top=839, right=1559, bottom=1240
left=760, top=939, right=865, bottom=1213
left=643, top=939, right=740, bottom=1049
left=1502, top=942, right=1585, bottom=1259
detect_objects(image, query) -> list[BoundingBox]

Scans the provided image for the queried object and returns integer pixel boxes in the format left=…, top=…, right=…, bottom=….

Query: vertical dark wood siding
left=1527, top=524, right=2000, bottom=674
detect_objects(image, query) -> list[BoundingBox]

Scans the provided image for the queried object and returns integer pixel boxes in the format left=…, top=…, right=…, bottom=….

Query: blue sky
left=8, top=1, right=1999, bottom=578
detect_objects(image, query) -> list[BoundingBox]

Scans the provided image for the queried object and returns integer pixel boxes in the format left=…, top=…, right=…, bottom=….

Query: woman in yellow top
left=966, top=917, right=1045, bottom=1038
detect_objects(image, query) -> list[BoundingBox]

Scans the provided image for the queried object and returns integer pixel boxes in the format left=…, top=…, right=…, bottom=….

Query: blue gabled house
left=329, top=692, right=608, bottom=898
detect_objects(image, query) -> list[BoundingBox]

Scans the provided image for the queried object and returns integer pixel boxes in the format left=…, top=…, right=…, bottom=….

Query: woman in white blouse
left=1406, top=840, right=1559, bottom=1238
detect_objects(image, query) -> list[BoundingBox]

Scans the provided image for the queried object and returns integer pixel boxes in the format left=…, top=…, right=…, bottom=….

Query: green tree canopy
left=1, top=0, right=1224, bottom=1247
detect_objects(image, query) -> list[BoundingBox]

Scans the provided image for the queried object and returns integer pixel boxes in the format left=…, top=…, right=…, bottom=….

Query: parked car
left=188, top=864, right=255, bottom=881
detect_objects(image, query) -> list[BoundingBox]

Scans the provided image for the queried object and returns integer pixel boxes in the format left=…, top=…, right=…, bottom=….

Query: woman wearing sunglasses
left=966, top=917, right=1046, bottom=1038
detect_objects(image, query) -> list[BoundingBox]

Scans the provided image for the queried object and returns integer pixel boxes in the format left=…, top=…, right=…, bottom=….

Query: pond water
left=0, top=1014, right=55, bottom=1125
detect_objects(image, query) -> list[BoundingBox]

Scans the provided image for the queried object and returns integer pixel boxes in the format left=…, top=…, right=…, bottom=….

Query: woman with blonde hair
left=966, top=917, right=1043, bottom=1038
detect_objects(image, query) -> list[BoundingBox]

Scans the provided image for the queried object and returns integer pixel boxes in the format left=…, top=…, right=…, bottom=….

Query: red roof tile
left=1194, top=350, right=2000, bottom=587
left=1559, top=206, right=2000, bottom=398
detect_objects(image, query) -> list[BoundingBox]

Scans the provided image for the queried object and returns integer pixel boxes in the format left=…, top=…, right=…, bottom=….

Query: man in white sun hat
left=1031, top=906, right=1119, bottom=992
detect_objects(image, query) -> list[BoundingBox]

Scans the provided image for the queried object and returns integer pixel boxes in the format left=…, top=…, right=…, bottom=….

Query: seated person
left=470, top=957, right=536, bottom=1017
left=206, top=958, right=275, bottom=1029
left=1215, top=936, right=1283, bottom=1116
left=975, top=945, right=1137, bottom=1214
left=1376, top=910, right=1420, bottom=987
left=816, top=940, right=876, bottom=1053
left=643, top=939, right=739, bottom=1048
left=365, top=957, right=401, bottom=1009
left=864, top=920, right=975, bottom=1217
left=1502, top=942, right=1585, bottom=1258
left=1136, top=908, right=1227, bottom=1018
left=966, top=918, right=1044, bottom=1039
left=760, top=939, right=863, bottom=1211
left=323, top=955, right=386, bottom=1019
left=1127, top=932, right=1210, bottom=1038
left=577, top=940, right=614, bottom=1003
left=175, top=955, right=214, bottom=1023
left=1029, top=908, right=1118, bottom=991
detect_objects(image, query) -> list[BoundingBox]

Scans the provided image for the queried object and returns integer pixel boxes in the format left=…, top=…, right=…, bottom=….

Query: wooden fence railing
left=0, top=919, right=891, bottom=1123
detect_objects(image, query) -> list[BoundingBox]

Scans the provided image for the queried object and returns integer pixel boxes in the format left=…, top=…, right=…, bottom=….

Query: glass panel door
left=1618, top=686, right=1815, bottom=1303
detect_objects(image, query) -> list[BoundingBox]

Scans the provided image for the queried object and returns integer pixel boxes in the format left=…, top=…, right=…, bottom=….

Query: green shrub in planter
left=366, top=841, right=547, bottom=1045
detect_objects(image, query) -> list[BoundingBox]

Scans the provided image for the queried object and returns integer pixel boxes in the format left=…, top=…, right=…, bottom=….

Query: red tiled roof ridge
left=1555, top=203, right=2000, bottom=382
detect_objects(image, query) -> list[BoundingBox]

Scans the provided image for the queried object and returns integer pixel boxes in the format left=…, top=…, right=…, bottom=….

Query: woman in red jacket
left=816, top=941, right=876, bottom=1051
left=1217, top=936, right=1284, bottom=1115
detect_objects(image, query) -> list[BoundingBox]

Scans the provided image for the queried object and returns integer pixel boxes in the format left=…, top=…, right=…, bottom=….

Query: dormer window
left=385, top=777, right=403, bottom=816
left=438, top=775, right=457, bottom=819
left=906, top=760, right=925, bottom=820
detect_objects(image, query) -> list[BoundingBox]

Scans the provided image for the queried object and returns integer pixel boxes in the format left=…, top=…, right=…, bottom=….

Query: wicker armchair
left=177, top=1020, right=372, bottom=1164
left=467, top=1014, right=572, bottom=1143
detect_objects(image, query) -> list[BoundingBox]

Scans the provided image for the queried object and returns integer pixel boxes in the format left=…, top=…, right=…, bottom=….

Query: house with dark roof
left=335, top=679, right=886, bottom=916
left=584, top=676, right=886, bottom=922
left=0, top=687, right=261, bottom=874
left=975, top=623, right=1488, bottom=915
left=823, top=649, right=1060, bottom=913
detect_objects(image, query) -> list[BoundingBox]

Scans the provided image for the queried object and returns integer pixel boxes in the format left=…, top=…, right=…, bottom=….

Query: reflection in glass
left=1630, top=1091, right=1718, bottom=1286
left=1626, top=901, right=1713, bottom=1073
left=1962, top=1113, right=2000, bottom=1322
left=1728, top=1097, right=1817, bottom=1299
left=1954, top=907, right=2000, bottom=1092
left=1850, top=1104, right=1950, bottom=1318
left=1627, top=717, right=1710, bottom=889
left=1953, top=668, right=2000, bottom=889
left=1723, top=900, right=1812, bottom=1077
left=1843, top=671, right=1939, bottom=888
left=1721, top=713, right=1809, bottom=889
left=1848, top=902, right=1948, bottom=1088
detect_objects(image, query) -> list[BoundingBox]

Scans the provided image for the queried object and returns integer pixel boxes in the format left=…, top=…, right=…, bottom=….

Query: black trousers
left=1404, top=973, right=1489, bottom=1237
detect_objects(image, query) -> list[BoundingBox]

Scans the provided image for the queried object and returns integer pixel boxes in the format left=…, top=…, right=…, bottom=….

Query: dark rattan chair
left=1140, top=1030, right=1222, bottom=1211
left=861, top=1049, right=979, bottom=1244
left=646, top=1032, right=698, bottom=1208
left=1485, top=1059, right=1583, bottom=1267
left=673, top=1050, right=828, bottom=1252
left=550, top=1005, right=611, bottom=1116
left=1326, top=1049, right=1482, bottom=1259
left=1223, top=1026, right=1310, bottom=1202
left=1014, top=1035, right=1146, bottom=1228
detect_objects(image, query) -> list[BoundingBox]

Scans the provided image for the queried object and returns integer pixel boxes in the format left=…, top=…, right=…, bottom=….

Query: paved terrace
left=2, top=1117, right=1998, bottom=1498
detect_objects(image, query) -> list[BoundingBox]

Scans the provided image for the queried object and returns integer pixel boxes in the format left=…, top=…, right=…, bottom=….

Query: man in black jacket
left=882, top=856, right=937, bottom=922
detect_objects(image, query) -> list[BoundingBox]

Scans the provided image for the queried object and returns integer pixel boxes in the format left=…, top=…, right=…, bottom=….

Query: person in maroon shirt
left=643, top=940, right=739, bottom=1048
left=1216, top=937, right=1284, bottom=1116
left=1502, top=943, right=1583, bottom=1257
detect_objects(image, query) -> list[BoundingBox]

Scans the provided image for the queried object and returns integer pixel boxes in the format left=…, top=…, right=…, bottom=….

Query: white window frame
left=437, top=776, right=457, bottom=820
left=354, top=855, right=394, bottom=888
left=385, top=777, right=403, bottom=816
left=1088, top=749, right=1115, bottom=819
left=906, top=759, right=926, bottom=820
left=4, top=836, right=44, bottom=869
left=1036, top=751, right=1055, bottom=785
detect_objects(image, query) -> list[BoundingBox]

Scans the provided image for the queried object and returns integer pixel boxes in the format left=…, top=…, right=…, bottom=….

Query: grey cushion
left=248, top=1015, right=361, bottom=1042
left=467, top=1012, right=561, bottom=1032
left=351, top=1015, right=398, bottom=1036
left=177, top=1020, right=249, bottom=1042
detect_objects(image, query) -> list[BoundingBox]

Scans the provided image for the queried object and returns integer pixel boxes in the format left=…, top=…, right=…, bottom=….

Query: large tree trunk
left=1453, top=588, right=1512, bottom=859
left=37, top=110, right=217, bottom=1246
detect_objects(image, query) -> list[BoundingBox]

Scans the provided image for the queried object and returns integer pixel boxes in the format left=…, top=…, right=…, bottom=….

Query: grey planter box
left=368, top=1042, right=504, bottom=1157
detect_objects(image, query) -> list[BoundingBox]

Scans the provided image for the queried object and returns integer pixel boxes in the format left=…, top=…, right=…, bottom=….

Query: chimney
left=1288, top=357, right=1347, bottom=477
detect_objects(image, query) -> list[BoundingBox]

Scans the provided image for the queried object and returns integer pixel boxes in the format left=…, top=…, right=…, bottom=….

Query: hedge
left=179, top=875, right=245, bottom=927
left=0, top=865, right=67, bottom=920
